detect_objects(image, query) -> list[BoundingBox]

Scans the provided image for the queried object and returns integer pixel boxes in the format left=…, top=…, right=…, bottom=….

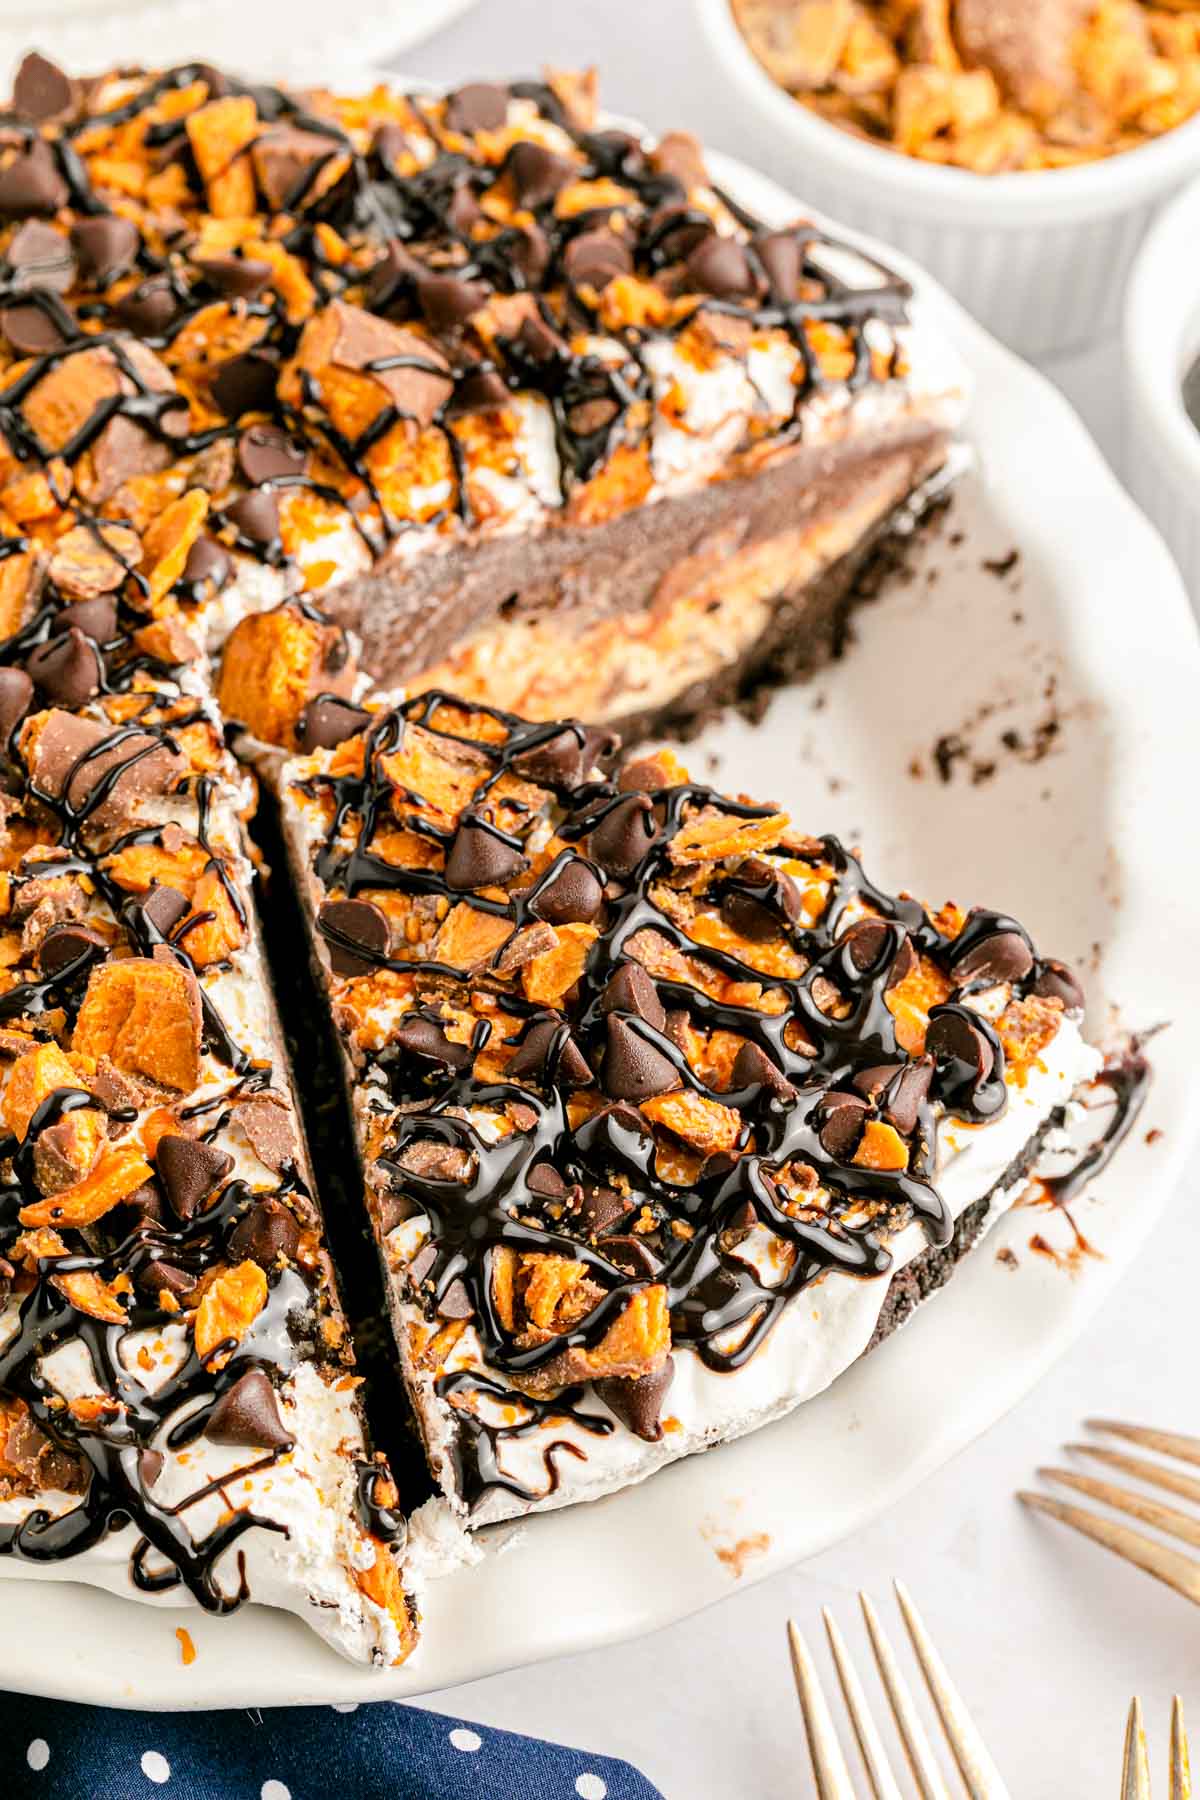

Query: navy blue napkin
left=0, top=1694, right=665, bottom=1799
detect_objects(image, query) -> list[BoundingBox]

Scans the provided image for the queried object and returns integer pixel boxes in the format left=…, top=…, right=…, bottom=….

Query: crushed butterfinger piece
left=72, top=956, right=203, bottom=1093
left=19, top=1143, right=154, bottom=1227
left=193, top=1259, right=268, bottom=1364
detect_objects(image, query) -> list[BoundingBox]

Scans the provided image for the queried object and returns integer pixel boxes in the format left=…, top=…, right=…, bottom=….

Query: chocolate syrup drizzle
left=0, top=62, right=916, bottom=605
left=299, top=693, right=1090, bottom=1509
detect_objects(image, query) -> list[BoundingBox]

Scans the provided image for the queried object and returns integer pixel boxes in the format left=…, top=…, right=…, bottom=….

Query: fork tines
left=1121, top=1696, right=1191, bottom=1799
left=787, top=1581, right=1010, bottom=1798
left=1018, top=1420, right=1200, bottom=1605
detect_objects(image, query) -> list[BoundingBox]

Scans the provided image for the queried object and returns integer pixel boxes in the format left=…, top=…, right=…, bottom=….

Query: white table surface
left=378, top=6, right=1196, bottom=1796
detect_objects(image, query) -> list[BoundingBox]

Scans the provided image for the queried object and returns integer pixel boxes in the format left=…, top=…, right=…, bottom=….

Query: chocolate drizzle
left=295, top=692, right=1090, bottom=1508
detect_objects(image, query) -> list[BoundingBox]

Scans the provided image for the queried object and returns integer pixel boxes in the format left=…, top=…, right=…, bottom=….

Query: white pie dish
left=696, top=0, right=1200, bottom=358
left=1124, top=169, right=1200, bottom=608
left=1, top=127, right=1199, bottom=1710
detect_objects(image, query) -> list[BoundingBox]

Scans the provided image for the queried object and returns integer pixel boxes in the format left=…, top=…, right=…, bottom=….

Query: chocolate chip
left=238, top=423, right=306, bottom=485
left=393, top=1015, right=474, bottom=1071
left=527, top=1163, right=567, bottom=1201
left=1032, top=958, right=1085, bottom=1012
left=513, top=722, right=615, bottom=788
left=115, top=276, right=178, bottom=335
left=194, top=255, right=273, bottom=301
left=297, top=694, right=370, bottom=752
left=13, top=52, right=73, bottom=122
left=364, top=238, right=423, bottom=310
left=515, top=314, right=565, bottom=367
left=512, top=221, right=550, bottom=285
left=225, top=489, right=280, bottom=545
left=649, top=202, right=712, bottom=263
left=71, top=214, right=139, bottom=282
left=447, top=182, right=483, bottom=235
left=417, top=272, right=487, bottom=331
left=155, top=1134, right=234, bottom=1222
left=508, top=141, right=574, bottom=208
left=56, top=595, right=117, bottom=643
left=590, top=793, right=659, bottom=877
left=602, top=1234, right=662, bottom=1280
left=205, top=1369, right=293, bottom=1451
left=135, top=1256, right=196, bottom=1301
left=584, top=129, right=647, bottom=179
left=840, top=919, right=916, bottom=986
left=318, top=897, right=390, bottom=976
left=211, top=348, right=278, bottom=418
left=817, top=1091, right=870, bottom=1160
left=533, top=855, right=604, bottom=926
left=507, top=1018, right=592, bottom=1088
left=436, top=1278, right=474, bottom=1320
left=731, top=1040, right=797, bottom=1104
left=0, top=299, right=69, bottom=355
left=0, top=667, right=32, bottom=747
left=576, top=1182, right=635, bottom=1236
left=601, top=1015, right=679, bottom=1102
left=372, top=122, right=409, bottom=176
left=37, top=921, right=107, bottom=976
left=138, top=1448, right=164, bottom=1489
left=446, top=364, right=511, bottom=415
left=851, top=1062, right=902, bottom=1100
left=952, top=927, right=1034, bottom=987
left=0, top=141, right=68, bottom=218
left=600, top=962, right=666, bottom=1032
left=6, top=220, right=74, bottom=293
left=595, top=1357, right=674, bottom=1442
left=444, top=815, right=527, bottom=891
left=686, top=234, right=757, bottom=300
left=138, top=884, right=191, bottom=939
left=652, top=130, right=708, bottom=188
left=25, top=627, right=101, bottom=707
left=755, top=231, right=802, bottom=300
left=926, top=1007, right=995, bottom=1086
left=182, top=536, right=231, bottom=592
left=122, top=1179, right=165, bottom=1223
left=721, top=859, right=802, bottom=940
left=880, top=1059, right=933, bottom=1136
left=227, top=1197, right=301, bottom=1268
left=445, top=82, right=509, bottom=134
left=564, top=230, right=632, bottom=290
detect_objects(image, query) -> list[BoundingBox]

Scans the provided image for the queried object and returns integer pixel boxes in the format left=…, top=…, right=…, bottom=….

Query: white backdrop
left=387, top=5, right=1191, bottom=1797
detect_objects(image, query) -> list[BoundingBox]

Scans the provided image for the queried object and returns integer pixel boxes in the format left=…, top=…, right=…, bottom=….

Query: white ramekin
left=1123, top=173, right=1200, bottom=608
left=697, top=0, right=1200, bottom=359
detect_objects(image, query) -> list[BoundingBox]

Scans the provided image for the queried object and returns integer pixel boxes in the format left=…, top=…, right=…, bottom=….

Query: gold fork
left=1120, top=1697, right=1191, bottom=1799
left=1018, top=1420, right=1200, bottom=1606
left=787, top=1579, right=1010, bottom=1797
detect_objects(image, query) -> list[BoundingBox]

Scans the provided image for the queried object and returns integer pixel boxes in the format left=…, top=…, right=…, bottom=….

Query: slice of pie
left=0, top=561, right=414, bottom=1664
left=0, top=55, right=965, bottom=748
left=278, top=693, right=1100, bottom=1525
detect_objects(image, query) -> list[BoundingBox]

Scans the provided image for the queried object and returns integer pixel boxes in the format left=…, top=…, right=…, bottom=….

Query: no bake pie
left=0, top=273, right=414, bottom=1660
left=0, top=54, right=964, bottom=742
left=278, top=694, right=1100, bottom=1524
left=0, top=49, right=1115, bottom=1657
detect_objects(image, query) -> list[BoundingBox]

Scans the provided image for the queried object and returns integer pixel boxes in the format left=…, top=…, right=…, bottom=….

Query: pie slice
left=277, top=694, right=1101, bottom=1525
left=0, top=56, right=965, bottom=750
left=0, top=593, right=414, bottom=1664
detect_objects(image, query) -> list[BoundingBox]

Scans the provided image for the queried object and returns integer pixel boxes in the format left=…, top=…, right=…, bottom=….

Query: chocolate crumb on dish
left=0, top=53, right=966, bottom=746
left=278, top=693, right=1104, bottom=1526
